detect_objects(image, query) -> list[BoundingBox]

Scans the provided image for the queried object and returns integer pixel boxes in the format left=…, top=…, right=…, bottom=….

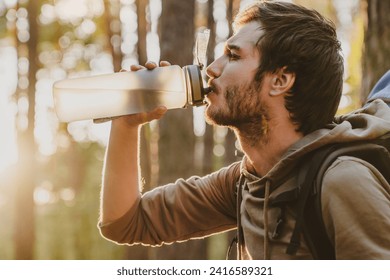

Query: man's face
left=205, top=21, right=269, bottom=130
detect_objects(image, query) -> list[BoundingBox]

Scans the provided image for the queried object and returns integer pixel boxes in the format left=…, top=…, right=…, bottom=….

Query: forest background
left=0, top=0, right=389, bottom=260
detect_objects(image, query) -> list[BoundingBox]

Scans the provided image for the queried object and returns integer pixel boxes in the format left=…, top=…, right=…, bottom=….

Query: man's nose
left=206, top=58, right=223, bottom=79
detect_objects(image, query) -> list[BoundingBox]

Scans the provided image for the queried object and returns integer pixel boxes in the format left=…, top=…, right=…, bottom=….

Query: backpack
left=288, top=132, right=390, bottom=259
left=229, top=70, right=390, bottom=260
left=288, top=70, right=390, bottom=259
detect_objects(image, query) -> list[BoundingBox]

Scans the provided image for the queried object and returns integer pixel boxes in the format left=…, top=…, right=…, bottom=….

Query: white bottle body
left=53, top=65, right=188, bottom=122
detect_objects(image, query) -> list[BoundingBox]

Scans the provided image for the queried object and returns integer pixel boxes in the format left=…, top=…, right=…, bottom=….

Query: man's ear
left=269, top=67, right=295, bottom=96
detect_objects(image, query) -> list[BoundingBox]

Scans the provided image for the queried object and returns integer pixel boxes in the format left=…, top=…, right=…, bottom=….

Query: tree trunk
left=14, top=0, right=39, bottom=260
left=361, top=0, right=390, bottom=103
left=158, top=0, right=196, bottom=191
left=104, top=0, right=122, bottom=72
left=136, top=0, right=148, bottom=65
left=153, top=0, right=208, bottom=260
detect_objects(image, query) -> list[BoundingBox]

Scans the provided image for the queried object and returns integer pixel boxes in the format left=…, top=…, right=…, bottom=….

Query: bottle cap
left=183, top=65, right=207, bottom=106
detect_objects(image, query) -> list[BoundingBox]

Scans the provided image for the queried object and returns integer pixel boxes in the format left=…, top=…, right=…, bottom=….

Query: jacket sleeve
left=98, top=162, right=240, bottom=246
left=321, top=156, right=390, bottom=259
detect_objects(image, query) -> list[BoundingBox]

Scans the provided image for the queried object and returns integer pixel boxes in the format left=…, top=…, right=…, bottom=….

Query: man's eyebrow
left=225, top=43, right=240, bottom=51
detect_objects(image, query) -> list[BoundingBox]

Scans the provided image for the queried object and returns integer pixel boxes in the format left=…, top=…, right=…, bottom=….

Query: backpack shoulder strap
left=286, top=144, right=337, bottom=258
left=288, top=133, right=390, bottom=259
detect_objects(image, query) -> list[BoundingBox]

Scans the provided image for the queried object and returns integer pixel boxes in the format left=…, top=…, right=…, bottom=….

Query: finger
left=145, top=106, right=168, bottom=122
left=160, top=61, right=171, bottom=67
left=114, top=106, right=167, bottom=127
left=130, top=65, right=146, bottom=71
left=145, top=61, right=157, bottom=70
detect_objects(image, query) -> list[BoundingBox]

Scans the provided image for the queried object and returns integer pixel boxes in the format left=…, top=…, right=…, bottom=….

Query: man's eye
left=228, top=52, right=240, bottom=61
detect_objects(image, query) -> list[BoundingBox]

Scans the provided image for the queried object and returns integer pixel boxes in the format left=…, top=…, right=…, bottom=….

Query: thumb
left=145, top=106, right=168, bottom=122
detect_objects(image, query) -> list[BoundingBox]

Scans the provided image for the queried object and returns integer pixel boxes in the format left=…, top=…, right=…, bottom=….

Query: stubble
left=205, top=81, right=270, bottom=146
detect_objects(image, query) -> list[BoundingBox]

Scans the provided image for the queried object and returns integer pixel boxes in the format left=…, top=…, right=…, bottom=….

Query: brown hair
left=234, top=1, right=344, bottom=134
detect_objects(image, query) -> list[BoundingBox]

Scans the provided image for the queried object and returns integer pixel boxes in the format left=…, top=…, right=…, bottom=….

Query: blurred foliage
left=33, top=142, right=125, bottom=260
left=341, top=9, right=365, bottom=114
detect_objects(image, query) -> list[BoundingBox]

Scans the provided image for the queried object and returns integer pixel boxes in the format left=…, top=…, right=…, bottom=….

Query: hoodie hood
left=256, top=99, right=390, bottom=185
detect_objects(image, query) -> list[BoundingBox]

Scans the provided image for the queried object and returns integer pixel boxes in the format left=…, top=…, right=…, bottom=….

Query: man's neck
left=235, top=123, right=303, bottom=177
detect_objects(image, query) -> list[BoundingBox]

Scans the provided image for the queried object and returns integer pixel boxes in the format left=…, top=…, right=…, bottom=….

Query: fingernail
left=157, top=106, right=168, bottom=113
left=146, top=61, right=156, bottom=66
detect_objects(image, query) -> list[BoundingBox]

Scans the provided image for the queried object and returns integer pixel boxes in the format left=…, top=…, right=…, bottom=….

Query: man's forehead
left=227, top=21, right=263, bottom=47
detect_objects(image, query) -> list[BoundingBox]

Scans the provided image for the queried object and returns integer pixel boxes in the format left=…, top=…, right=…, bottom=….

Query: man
left=99, top=1, right=390, bottom=259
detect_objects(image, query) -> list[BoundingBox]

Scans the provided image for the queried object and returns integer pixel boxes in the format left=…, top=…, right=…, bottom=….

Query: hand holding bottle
left=112, top=61, right=171, bottom=128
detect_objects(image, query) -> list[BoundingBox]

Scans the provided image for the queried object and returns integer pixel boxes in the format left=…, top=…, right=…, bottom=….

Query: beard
left=205, top=80, right=270, bottom=146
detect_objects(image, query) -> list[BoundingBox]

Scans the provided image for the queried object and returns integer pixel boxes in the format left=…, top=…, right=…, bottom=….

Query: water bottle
left=52, top=64, right=210, bottom=123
